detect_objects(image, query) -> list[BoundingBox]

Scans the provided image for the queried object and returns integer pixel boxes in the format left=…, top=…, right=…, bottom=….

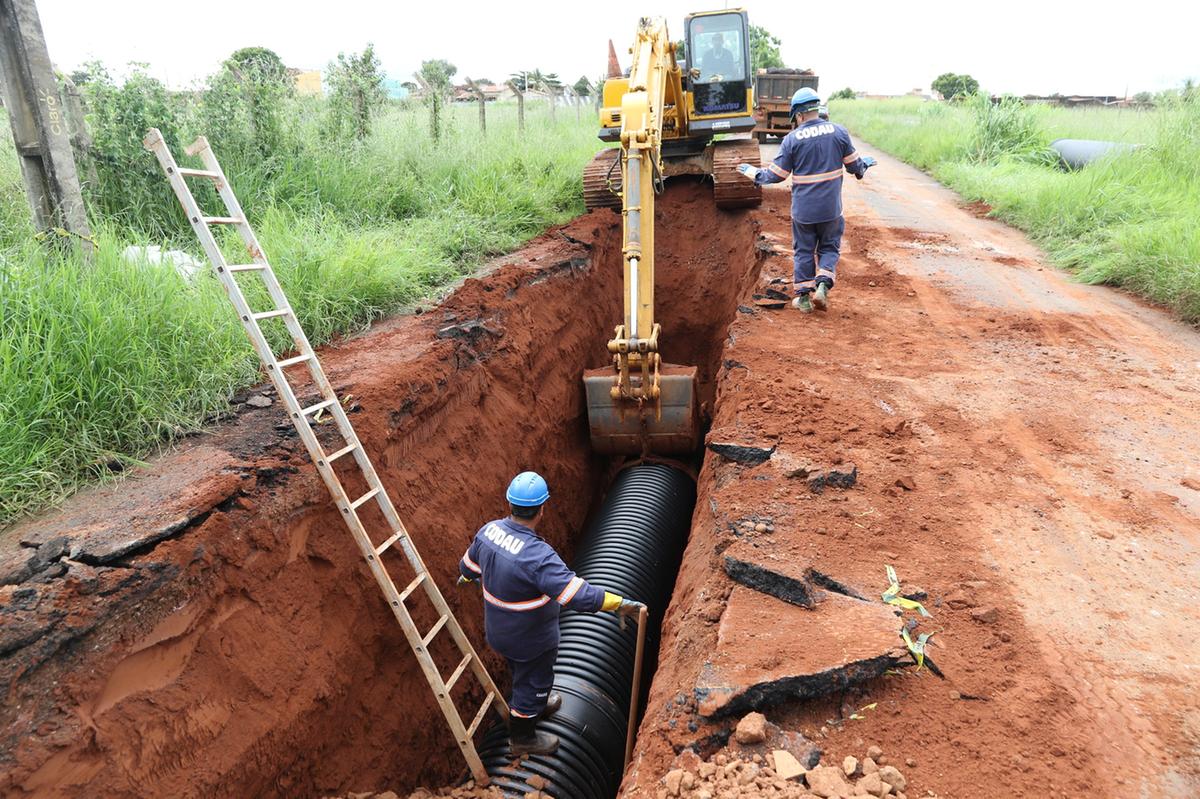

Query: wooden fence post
left=506, top=79, right=524, bottom=133
left=465, top=77, right=486, bottom=134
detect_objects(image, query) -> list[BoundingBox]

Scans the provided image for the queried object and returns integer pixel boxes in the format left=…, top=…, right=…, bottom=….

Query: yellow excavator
left=583, top=9, right=762, bottom=456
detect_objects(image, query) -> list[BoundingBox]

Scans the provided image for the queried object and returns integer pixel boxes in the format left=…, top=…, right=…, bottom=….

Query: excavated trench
left=0, top=181, right=763, bottom=798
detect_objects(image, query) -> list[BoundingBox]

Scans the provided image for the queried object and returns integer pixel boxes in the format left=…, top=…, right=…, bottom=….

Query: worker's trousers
left=506, top=646, right=557, bottom=718
left=793, top=216, right=845, bottom=295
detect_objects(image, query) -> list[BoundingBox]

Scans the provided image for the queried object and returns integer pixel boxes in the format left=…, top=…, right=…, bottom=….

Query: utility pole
left=0, top=0, right=92, bottom=253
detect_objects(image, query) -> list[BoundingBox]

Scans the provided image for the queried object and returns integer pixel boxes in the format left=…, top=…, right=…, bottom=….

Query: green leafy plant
left=417, top=58, right=457, bottom=141
left=829, top=87, right=857, bottom=101
left=967, top=93, right=1053, bottom=164
left=326, top=45, right=387, bottom=140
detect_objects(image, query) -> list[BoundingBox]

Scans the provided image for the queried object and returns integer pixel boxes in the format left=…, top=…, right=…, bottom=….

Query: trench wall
left=1, top=183, right=761, bottom=798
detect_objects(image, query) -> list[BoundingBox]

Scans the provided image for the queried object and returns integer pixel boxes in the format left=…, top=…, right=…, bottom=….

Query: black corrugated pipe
left=476, top=463, right=696, bottom=798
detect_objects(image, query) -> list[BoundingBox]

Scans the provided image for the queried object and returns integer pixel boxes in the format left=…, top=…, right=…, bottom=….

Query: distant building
left=452, top=83, right=506, bottom=102
left=1021, top=94, right=1125, bottom=107
left=382, top=78, right=410, bottom=100
left=290, top=69, right=323, bottom=96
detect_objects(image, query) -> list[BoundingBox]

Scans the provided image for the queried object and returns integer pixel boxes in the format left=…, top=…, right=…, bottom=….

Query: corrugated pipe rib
left=476, top=463, right=696, bottom=798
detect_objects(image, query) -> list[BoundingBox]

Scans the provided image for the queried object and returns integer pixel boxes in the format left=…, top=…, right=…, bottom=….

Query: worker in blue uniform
left=458, top=471, right=646, bottom=756
left=736, top=88, right=876, bottom=313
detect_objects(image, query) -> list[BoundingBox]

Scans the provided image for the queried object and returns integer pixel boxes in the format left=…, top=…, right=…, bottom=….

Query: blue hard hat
left=790, top=87, right=821, bottom=115
left=506, top=471, right=550, bottom=507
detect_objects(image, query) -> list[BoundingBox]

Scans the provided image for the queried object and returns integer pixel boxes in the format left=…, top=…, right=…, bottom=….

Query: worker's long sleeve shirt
left=459, top=518, right=605, bottom=660
left=755, top=118, right=868, bottom=224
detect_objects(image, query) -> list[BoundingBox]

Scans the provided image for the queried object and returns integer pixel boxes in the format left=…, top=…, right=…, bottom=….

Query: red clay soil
left=620, top=156, right=1200, bottom=798
left=6, top=151, right=1200, bottom=799
left=0, top=182, right=759, bottom=798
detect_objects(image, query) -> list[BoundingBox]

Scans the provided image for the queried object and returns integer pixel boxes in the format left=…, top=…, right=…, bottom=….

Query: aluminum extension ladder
left=143, top=128, right=507, bottom=786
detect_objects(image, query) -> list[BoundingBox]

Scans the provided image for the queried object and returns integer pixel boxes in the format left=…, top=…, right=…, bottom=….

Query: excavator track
left=583, top=148, right=622, bottom=210
left=711, top=139, right=763, bottom=209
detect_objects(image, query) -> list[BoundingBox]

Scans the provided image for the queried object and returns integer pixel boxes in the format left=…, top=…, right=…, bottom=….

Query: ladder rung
left=467, top=692, right=495, bottom=737
left=324, top=443, right=358, bottom=464
left=349, top=486, right=380, bottom=510
left=399, top=573, right=426, bottom=603
left=202, top=215, right=243, bottom=225
left=226, top=263, right=266, bottom=273
left=422, top=614, right=449, bottom=647
left=300, top=398, right=336, bottom=417
left=445, top=653, right=473, bottom=692
left=374, top=528, right=407, bottom=557
left=177, top=167, right=221, bottom=179
left=275, top=353, right=312, bottom=368
left=252, top=307, right=292, bottom=321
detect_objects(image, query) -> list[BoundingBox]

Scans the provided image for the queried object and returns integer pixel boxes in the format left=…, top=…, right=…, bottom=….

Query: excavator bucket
left=583, top=364, right=700, bottom=456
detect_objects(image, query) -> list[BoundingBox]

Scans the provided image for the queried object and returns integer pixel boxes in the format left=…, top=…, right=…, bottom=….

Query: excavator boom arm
left=583, top=17, right=700, bottom=456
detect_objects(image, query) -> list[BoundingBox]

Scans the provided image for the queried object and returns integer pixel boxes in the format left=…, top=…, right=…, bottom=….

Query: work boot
left=792, top=294, right=813, bottom=313
left=509, top=716, right=559, bottom=757
left=813, top=282, right=830, bottom=311
left=538, top=693, right=562, bottom=719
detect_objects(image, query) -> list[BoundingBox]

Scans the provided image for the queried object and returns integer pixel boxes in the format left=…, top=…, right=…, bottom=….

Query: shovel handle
left=624, top=605, right=650, bottom=772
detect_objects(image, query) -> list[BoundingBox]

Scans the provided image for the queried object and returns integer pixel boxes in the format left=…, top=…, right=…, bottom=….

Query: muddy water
left=0, top=183, right=762, bottom=798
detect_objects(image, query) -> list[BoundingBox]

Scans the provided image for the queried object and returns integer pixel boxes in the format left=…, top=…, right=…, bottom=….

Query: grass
left=0, top=100, right=604, bottom=525
left=831, top=96, right=1200, bottom=322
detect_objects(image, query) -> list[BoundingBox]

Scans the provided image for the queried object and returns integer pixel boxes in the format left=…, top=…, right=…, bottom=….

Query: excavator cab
left=684, top=10, right=755, bottom=134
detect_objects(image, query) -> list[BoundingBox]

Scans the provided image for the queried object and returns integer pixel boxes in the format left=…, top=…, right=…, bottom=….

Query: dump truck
left=751, top=67, right=819, bottom=141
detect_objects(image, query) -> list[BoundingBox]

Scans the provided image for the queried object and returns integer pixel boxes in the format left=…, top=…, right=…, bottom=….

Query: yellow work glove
left=602, top=592, right=647, bottom=630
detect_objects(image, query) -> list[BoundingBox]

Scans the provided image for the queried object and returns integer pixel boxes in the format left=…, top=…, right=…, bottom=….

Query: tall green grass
left=0, top=101, right=603, bottom=525
left=832, top=96, right=1200, bottom=322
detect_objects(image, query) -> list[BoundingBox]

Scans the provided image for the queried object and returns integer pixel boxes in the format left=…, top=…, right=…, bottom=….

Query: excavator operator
left=458, top=471, right=646, bottom=756
left=699, top=32, right=735, bottom=80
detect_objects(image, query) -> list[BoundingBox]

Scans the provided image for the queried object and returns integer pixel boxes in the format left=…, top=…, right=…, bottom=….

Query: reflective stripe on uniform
left=462, top=552, right=481, bottom=574
left=842, top=151, right=859, bottom=164
left=817, top=267, right=836, bottom=280
left=557, top=576, right=584, bottom=605
left=768, top=163, right=790, bottom=178
left=483, top=587, right=551, bottom=611
left=792, top=168, right=843, bottom=185
left=510, top=708, right=537, bottom=718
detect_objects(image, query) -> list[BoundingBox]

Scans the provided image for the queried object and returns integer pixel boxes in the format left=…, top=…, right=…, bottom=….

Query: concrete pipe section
left=1050, top=138, right=1139, bottom=170
left=476, top=463, right=697, bottom=798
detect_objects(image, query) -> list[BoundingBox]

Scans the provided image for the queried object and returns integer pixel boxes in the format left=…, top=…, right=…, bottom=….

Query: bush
left=966, top=94, right=1053, bottom=164
left=80, top=63, right=190, bottom=238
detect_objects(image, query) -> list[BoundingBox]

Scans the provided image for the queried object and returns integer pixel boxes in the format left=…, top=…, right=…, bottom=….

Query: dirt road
left=623, top=144, right=1200, bottom=798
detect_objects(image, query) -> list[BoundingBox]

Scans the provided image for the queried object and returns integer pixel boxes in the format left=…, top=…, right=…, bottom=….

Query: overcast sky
left=36, top=0, right=1197, bottom=97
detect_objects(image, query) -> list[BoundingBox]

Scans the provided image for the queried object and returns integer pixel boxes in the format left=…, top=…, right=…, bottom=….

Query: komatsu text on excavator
left=583, top=9, right=762, bottom=456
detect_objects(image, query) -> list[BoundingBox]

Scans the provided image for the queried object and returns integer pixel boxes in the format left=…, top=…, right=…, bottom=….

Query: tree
left=508, top=69, right=561, bottom=93
left=749, top=25, right=784, bottom=72
left=573, top=76, right=592, bottom=97
left=932, top=72, right=979, bottom=101
left=673, top=39, right=687, bottom=62
left=226, top=47, right=288, bottom=87
left=829, top=87, right=857, bottom=101
left=326, top=44, right=387, bottom=140
left=203, top=46, right=292, bottom=158
left=1132, top=91, right=1154, bottom=107
left=416, top=58, right=457, bottom=141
